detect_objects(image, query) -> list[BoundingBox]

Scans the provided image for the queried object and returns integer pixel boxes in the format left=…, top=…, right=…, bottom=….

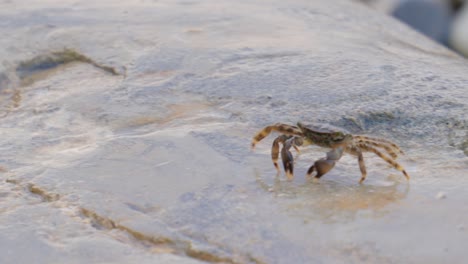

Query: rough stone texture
left=1, top=0, right=468, bottom=263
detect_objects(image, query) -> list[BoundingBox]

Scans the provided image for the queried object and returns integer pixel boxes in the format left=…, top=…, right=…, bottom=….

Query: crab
left=251, top=122, right=410, bottom=183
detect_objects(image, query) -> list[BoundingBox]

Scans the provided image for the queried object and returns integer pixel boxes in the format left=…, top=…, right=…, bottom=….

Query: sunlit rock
left=0, top=0, right=467, bottom=263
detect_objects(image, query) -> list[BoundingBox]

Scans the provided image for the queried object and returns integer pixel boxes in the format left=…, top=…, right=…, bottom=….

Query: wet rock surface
left=1, top=0, right=468, bottom=263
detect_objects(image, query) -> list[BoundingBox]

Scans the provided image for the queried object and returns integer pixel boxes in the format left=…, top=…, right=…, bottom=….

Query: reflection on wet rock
left=255, top=170, right=409, bottom=223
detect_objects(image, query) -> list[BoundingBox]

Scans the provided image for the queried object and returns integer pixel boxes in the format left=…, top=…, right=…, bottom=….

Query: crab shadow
left=254, top=169, right=410, bottom=223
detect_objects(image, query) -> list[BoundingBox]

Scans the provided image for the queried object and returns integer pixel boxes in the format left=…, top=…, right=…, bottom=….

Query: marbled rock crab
left=251, top=122, right=410, bottom=183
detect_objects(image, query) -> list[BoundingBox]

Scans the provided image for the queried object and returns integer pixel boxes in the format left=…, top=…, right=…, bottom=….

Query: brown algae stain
left=80, top=207, right=117, bottom=229
left=186, top=28, right=204, bottom=34
left=0, top=87, right=23, bottom=116
left=164, top=102, right=212, bottom=123
left=12, top=89, right=21, bottom=108
left=9, top=179, right=263, bottom=263
left=1, top=49, right=123, bottom=110
left=16, top=48, right=121, bottom=87
left=186, top=247, right=237, bottom=264
left=124, top=116, right=165, bottom=128
left=0, top=166, right=8, bottom=173
left=79, top=207, right=260, bottom=263
left=135, top=70, right=176, bottom=79
left=5, top=178, right=18, bottom=184
left=27, top=184, right=60, bottom=202
left=119, top=101, right=213, bottom=129
left=186, top=247, right=265, bottom=264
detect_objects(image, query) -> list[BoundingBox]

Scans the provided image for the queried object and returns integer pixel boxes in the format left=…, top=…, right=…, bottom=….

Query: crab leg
left=271, top=135, right=292, bottom=172
left=354, top=139, right=399, bottom=159
left=356, top=149, right=368, bottom=183
left=251, top=123, right=303, bottom=149
left=281, top=138, right=295, bottom=179
left=307, top=146, right=345, bottom=179
left=354, top=135, right=404, bottom=155
left=357, top=143, right=410, bottom=180
left=281, top=136, right=304, bottom=179
left=345, top=146, right=368, bottom=183
left=271, top=136, right=303, bottom=179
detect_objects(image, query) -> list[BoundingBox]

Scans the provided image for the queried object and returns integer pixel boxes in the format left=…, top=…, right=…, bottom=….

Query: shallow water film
left=1, top=0, right=468, bottom=263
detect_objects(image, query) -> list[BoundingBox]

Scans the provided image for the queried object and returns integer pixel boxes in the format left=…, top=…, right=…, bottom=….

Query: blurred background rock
left=359, top=0, right=468, bottom=57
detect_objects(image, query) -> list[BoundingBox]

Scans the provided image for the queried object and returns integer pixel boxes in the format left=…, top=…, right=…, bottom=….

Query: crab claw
left=281, top=143, right=294, bottom=180
left=307, top=159, right=336, bottom=179
left=307, top=147, right=344, bottom=179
